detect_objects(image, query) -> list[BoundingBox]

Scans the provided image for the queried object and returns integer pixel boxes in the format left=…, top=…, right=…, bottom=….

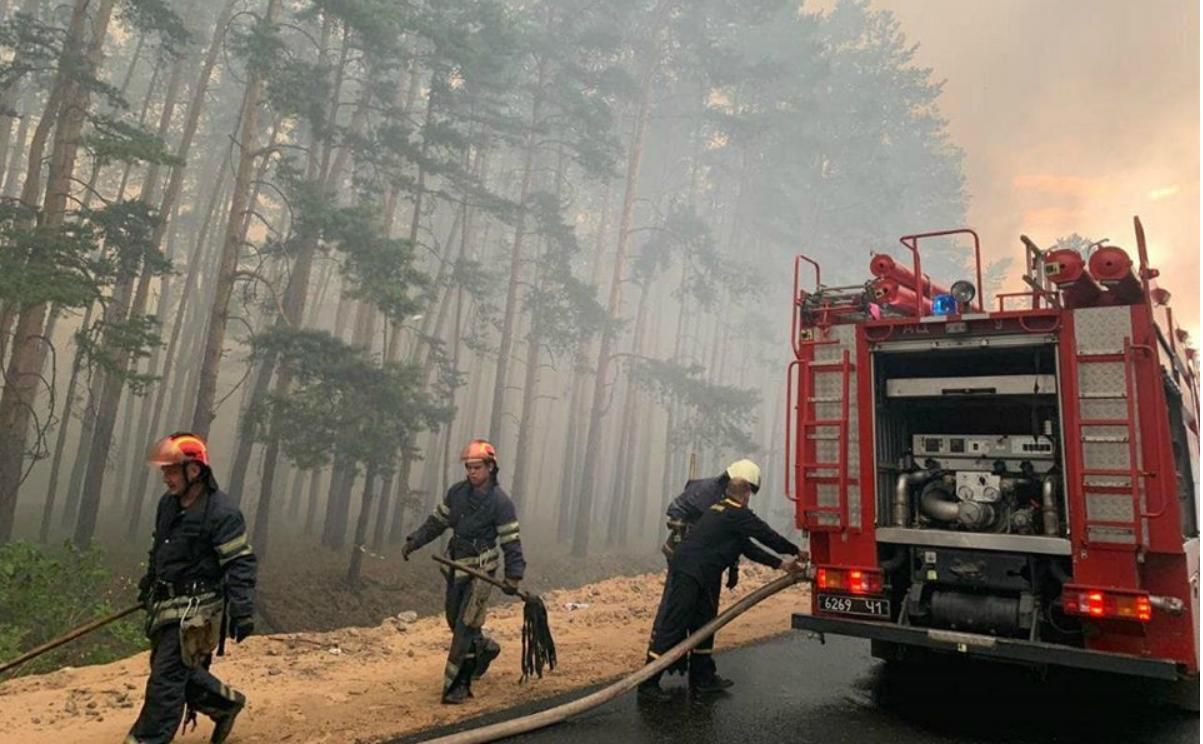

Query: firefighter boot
left=209, top=692, right=245, bottom=744
left=442, top=681, right=473, bottom=705
left=636, top=667, right=672, bottom=703
left=442, top=665, right=475, bottom=705
left=690, top=673, right=735, bottom=695
left=472, top=638, right=501, bottom=680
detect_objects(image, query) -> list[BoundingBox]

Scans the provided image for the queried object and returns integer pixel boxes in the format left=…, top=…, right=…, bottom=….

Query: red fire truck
left=787, top=219, right=1199, bottom=702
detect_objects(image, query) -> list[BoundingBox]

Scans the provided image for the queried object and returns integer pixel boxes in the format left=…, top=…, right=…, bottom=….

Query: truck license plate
left=817, top=593, right=890, bottom=619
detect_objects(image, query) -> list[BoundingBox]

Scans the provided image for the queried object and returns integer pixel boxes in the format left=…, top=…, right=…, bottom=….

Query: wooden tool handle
left=430, top=554, right=530, bottom=601
left=0, top=604, right=142, bottom=676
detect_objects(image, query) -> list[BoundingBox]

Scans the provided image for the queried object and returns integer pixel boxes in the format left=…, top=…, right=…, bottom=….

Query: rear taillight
left=1061, top=586, right=1152, bottom=623
left=815, top=566, right=884, bottom=595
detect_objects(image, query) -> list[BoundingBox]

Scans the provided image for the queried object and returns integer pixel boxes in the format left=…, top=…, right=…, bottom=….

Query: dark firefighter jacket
left=670, top=497, right=800, bottom=585
left=138, top=488, right=257, bottom=634
left=665, top=475, right=728, bottom=526
left=407, top=481, right=526, bottom=581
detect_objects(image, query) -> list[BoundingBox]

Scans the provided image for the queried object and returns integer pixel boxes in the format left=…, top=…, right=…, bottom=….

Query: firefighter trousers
left=442, top=574, right=496, bottom=693
left=646, top=570, right=720, bottom=682
left=127, top=623, right=243, bottom=743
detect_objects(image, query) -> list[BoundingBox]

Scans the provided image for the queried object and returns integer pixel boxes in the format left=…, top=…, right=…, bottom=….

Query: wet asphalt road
left=400, top=634, right=1198, bottom=744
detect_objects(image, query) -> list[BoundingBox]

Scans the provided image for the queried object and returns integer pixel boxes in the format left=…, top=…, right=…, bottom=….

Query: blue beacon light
left=931, top=293, right=958, bottom=316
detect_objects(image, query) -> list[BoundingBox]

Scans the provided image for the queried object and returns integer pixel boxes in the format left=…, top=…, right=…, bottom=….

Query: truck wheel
left=870, top=640, right=900, bottom=662
left=1168, top=677, right=1200, bottom=713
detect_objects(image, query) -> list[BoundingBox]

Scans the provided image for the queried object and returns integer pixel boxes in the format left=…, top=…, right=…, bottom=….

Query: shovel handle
left=431, top=554, right=531, bottom=602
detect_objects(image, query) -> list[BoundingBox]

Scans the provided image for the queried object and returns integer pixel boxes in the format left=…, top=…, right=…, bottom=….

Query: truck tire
left=1168, top=677, right=1200, bottom=713
left=870, top=639, right=901, bottom=662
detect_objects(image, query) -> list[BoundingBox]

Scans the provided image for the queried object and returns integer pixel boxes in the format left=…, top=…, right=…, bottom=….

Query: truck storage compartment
left=871, top=340, right=1065, bottom=538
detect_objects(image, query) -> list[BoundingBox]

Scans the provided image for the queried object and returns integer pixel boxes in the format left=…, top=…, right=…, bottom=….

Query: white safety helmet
left=725, top=459, right=761, bottom=493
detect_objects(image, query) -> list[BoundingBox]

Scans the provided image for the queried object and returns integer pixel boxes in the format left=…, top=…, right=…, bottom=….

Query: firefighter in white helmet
left=644, top=460, right=765, bottom=695
left=641, top=462, right=805, bottom=700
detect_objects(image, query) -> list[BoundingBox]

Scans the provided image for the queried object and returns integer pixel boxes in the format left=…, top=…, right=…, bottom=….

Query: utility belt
left=152, top=578, right=217, bottom=601
left=661, top=519, right=690, bottom=561
left=441, top=542, right=501, bottom=582
left=146, top=585, right=223, bottom=640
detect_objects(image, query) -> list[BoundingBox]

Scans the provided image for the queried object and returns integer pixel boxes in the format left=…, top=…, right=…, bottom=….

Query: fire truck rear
left=787, top=220, right=1200, bottom=702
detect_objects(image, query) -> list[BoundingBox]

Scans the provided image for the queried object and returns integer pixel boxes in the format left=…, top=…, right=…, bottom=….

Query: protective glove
left=725, top=564, right=740, bottom=590
left=137, top=575, right=154, bottom=611
left=401, top=541, right=414, bottom=561
left=502, top=577, right=521, bottom=596
left=231, top=616, right=254, bottom=643
left=782, top=551, right=811, bottom=575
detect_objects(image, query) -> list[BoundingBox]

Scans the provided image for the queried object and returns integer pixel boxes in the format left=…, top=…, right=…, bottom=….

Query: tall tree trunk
left=1, top=84, right=34, bottom=198
left=0, top=0, right=42, bottom=189
left=571, top=6, right=667, bottom=556
left=607, top=278, right=652, bottom=546
left=73, top=258, right=149, bottom=546
left=323, top=456, right=356, bottom=549
left=439, top=182, right=479, bottom=497
left=0, top=0, right=115, bottom=542
left=39, top=301, right=95, bottom=542
left=557, top=180, right=612, bottom=542
left=487, top=57, right=547, bottom=445
left=127, top=165, right=230, bottom=537
left=62, top=369, right=101, bottom=528
left=371, top=462, right=392, bottom=551
left=304, top=467, right=322, bottom=537
left=283, top=464, right=301, bottom=520
left=661, top=259, right=691, bottom=513
left=63, top=31, right=166, bottom=511
left=556, top=362, right=586, bottom=542
left=117, top=0, right=235, bottom=530
left=309, top=296, right=380, bottom=545
left=74, top=16, right=186, bottom=535
left=511, top=143, right=565, bottom=507
left=225, top=354, right=274, bottom=505
left=113, top=202, right=180, bottom=507
left=387, top=452, right=414, bottom=545
left=346, top=462, right=377, bottom=585
left=190, top=0, right=282, bottom=438
left=243, top=38, right=366, bottom=544
left=113, top=60, right=162, bottom=202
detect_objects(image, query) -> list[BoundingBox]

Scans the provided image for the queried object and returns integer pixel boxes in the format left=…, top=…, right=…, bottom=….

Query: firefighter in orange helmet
left=403, top=439, right=526, bottom=704
left=126, top=433, right=257, bottom=743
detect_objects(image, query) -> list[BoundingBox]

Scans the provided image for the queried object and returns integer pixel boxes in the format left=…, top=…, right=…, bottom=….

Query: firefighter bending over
left=662, top=459, right=763, bottom=578
left=403, top=439, right=526, bottom=704
left=640, top=468, right=805, bottom=701
left=648, top=459, right=761, bottom=681
left=126, top=433, right=257, bottom=744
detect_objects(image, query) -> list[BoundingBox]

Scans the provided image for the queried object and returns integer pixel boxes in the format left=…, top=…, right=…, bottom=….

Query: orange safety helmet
left=147, top=432, right=211, bottom=468
left=459, top=439, right=497, bottom=465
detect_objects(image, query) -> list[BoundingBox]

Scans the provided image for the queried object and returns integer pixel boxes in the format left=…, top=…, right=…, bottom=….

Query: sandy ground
left=0, top=566, right=810, bottom=743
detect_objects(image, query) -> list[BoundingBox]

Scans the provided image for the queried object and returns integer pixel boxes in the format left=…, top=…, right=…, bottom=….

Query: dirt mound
left=256, top=543, right=667, bottom=633
left=0, top=566, right=810, bottom=743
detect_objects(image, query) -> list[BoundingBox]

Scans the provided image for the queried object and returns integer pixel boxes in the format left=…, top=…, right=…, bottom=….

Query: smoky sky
left=859, top=0, right=1200, bottom=336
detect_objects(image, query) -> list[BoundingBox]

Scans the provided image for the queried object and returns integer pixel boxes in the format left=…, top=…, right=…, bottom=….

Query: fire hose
left=422, top=568, right=811, bottom=744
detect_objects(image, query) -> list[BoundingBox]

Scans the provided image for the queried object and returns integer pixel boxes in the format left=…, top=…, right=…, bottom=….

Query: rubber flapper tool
left=431, top=554, right=556, bottom=682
